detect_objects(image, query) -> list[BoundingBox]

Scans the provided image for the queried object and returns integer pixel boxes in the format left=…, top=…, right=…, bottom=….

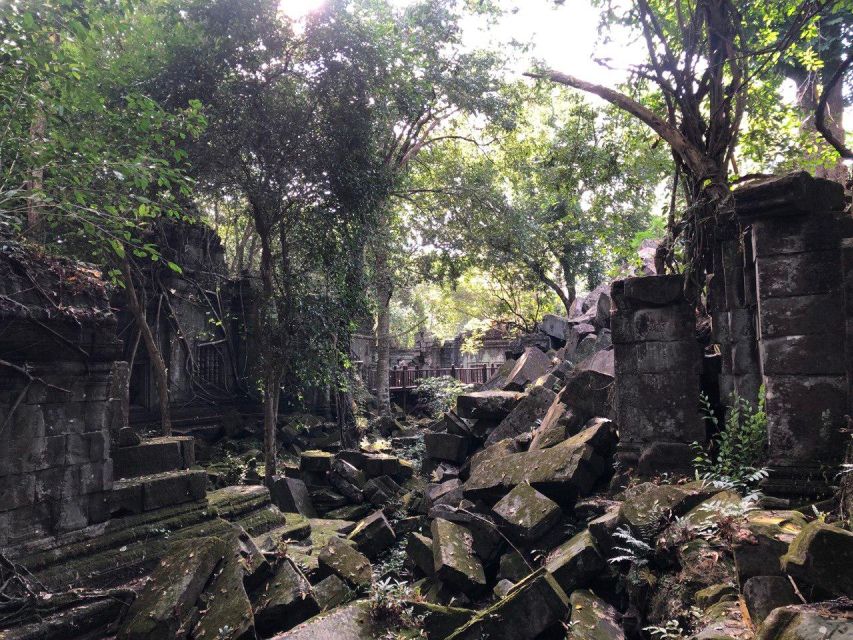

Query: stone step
left=112, top=436, right=195, bottom=479
left=111, top=469, right=207, bottom=515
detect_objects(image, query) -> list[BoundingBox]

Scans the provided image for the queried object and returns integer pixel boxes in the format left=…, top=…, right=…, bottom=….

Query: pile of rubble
left=3, top=283, right=853, bottom=640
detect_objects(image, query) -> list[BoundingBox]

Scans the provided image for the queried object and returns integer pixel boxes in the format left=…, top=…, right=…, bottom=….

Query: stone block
left=317, top=536, right=372, bottom=588
left=781, top=521, right=853, bottom=598
left=431, top=518, right=486, bottom=592
left=759, top=334, right=845, bottom=375
left=112, top=437, right=192, bottom=479
left=425, top=432, right=470, bottom=464
left=567, top=589, right=626, bottom=640
left=445, top=568, right=569, bottom=640
left=313, top=574, right=352, bottom=611
left=253, top=558, right=319, bottom=636
left=485, top=385, right=556, bottom=446
left=755, top=250, right=841, bottom=299
left=117, top=536, right=225, bottom=640
left=492, top=482, right=562, bottom=542
left=758, top=293, right=841, bottom=338
left=733, top=510, right=807, bottom=585
left=544, top=530, right=604, bottom=594
left=742, top=576, right=797, bottom=625
left=300, top=450, right=333, bottom=474
left=612, top=304, right=695, bottom=343
left=407, top=531, right=435, bottom=576
left=617, top=274, right=684, bottom=307
left=456, top=390, right=523, bottom=421
left=503, top=346, right=552, bottom=391
left=750, top=209, right=840, bottom=257
left=347, top=510, right=395, bottom=559
left=540, top=313, right=569, bottom=341
left=619, top=482, right=715, bottom=537
left=270, top=476, right=317, bottom=517
left=0, top=472, right=36, bottom=511
left=614, top=340, right=701, bottom=375
left=754, top=604, right=853, bottom=640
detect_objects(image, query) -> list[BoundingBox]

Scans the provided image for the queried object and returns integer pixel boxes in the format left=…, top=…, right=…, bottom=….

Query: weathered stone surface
left=112, top=436, right=194, bottom=479
left=431, top=518, right=486, bottom=592
left=193, top=534, right=256, bottom=640
left=567, top=589, right=626, bottom=640
left=317, top=536, right=372, bottom=588
left=406, top=531, right=435, bottom=576
left=503, top=347, right=552, bottom=391
left=425, top=432, right=470, bottom=464
left=363, top=475, right=402, bottom=508
left=695, top=583, right=738, bottom=609
left=754, top=604, right=853, bottom=640
left=485, top=385, right=556, bottom=446
left=492, top=482, right=562, bottom=542
left=743, top=576, right=797, bottom=625
left=455, top=390, right=524, bottom=421
left=408, top=601, right=476, bottom=640
left=618, top=482, right=715, bottom=537
left=498, top=550, right=531, bottom=583
left=529, top=399, right=582, bottom=450
left=733, top=510, right=807, bottom=585
left=313, top=574, right=353, bottom=611
left=560, top=350, right=614, bottom=419
left=329, top=459, right=366, bottom=503
left=112, top=469, right=207, bottom=515
left=463, top=423, right=612, bottom=504
left=544, top=530, right=604, bottom=595
left=117, top=536, right=226, bottom=640
left=781, top=521, right=853, bottom=598
left=615, top=274, right=684, bottom=307
left=270, top=601, right=380, bottom=639
left=270, top=476, right=317, bottom=517
left=445, top=568, right=569, bottom=640
left=254, top=558, right=320, bottom=636
left=300, top=450, right=332, bottom=474
left=426, top=479, right=463, bottom=511
left=468, top=439, right=520, bottom=474
left=347, top=510, right=395, bottom=559
left=116, top=426, right=141, bottom=447
left=587, top=507, right=620, bottom=556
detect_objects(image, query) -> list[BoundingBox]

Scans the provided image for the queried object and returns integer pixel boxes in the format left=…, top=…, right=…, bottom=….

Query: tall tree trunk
left=263, top=367, right=280, bottom=485
left=257, top=227, right=278, bottom=485
left=121, top=258, right=171, bottom=435
left=374, top=248, right=392, bottom=416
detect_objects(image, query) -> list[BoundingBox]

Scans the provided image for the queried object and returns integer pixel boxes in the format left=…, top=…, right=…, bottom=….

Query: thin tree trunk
left=374, top=247, right=392, bottom=416
left=121, top=258, right=171, bottom=435
left=257, top=227, right=278, bottom=484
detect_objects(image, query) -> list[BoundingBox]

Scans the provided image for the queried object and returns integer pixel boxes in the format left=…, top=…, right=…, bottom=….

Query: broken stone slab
left=269, top=600, right=380, bottom=639
left=324, top=504, right=371, bottom=521
left=559, top=349, right=614, bottom=420
left=780, top=520, right=853, bottom=598
left=445, top=568, right=569, bottom=640
left=567, top=589, right=626, bottom=640
left=426, top=479, right=463, bottom=511
left=463, top=421, right=612, bottom=504
left=112, top=436, right=194, bottom=479
left=443, top=411, right=474, bottom=437
left=468, top=439, right=521, bottom=474
left=117, top=536, right=226, bottom=640
left=493, top=578, right=514, bottom=598
left=543, top=529, right=604, bottom=595
left=540, top=313, right=569, bottom=342
left=695, top=583, right=738, bottom=609
left=329, top=459, right=366, bottom=503
left=492, top=482, right=562, bottom=542
left=587, top=506, right=620, bottom=556
left=425, top=432, right=470, bottom=464
left=193, top=534, right=256, bottom=640
left=316, top=536, right=372, bottom=589
left=309, top=487, right=348, bottom=513
left=503, top=346, right=552, bottom=391
left=363, top=475, right=402, bottom=508
left=498, top=550, right=532, bottom=583
left=299, top=450, right=332, bottom=474
left=754, top=603, right=853, bottom=640
left=1, top=592, right=134, bottom=640
left=742, top=576, right=797, bottom=625
left=733, top=510, right=808, bottom=585
left=617, top=274, right=685, bottom=307
left=406, top=531, right=435, bottom=577
left=480, top=357, right=517, bottom=391
left=529, top=400, right=583, bottom=451
left=253, top=557, right=320, bottom=637
left=313, top=574, right=353, bottom=611
left=270, top=476, right=318, bottom=517
left=618, top=481, right=716, bottom=538
left=455, top=390, right=524, bottom=422
left=346, top=510, right=395, bottom=559
left=407, top=601, right=476, bottom=640
left=485, top=385, right=556, bottom=447
left=428, top=504, right=505, bottom=565
left=431, top=518, right=486, bottom=593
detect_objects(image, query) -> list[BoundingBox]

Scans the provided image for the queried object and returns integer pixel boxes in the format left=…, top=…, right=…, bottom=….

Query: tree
left=410, top=87, right=669, bottom=316
left=528, top=0, right=838, bottom=290
left=0, top=0, right=206, bottom=434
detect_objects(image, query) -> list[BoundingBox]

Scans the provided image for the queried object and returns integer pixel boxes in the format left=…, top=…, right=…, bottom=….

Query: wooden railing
left=364, top=362, right=502, bottom=392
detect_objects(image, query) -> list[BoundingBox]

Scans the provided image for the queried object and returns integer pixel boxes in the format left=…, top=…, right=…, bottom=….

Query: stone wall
left=0, top=242, right=121, bottom=546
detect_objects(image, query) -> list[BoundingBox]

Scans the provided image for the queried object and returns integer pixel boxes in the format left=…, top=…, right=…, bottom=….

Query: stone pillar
left=734, top=172, right=848, bottom=496
left=611, top=274, right=704, bottom=475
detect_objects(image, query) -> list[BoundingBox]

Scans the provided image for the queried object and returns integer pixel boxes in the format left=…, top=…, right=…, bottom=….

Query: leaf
left=167, top=261, right=183, bottom=274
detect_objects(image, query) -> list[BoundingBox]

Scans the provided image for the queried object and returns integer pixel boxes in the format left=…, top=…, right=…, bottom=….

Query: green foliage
left=414, top=376, right=467, bottom=419
left=366, top=578, right=424, bottom=637
left=608, top=526, right=655, bottom=566
left=693, top=389, right=769, bottom=492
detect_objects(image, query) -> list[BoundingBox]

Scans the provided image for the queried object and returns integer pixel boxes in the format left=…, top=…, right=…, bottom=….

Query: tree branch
left=816, top=54, right=853, bottom=159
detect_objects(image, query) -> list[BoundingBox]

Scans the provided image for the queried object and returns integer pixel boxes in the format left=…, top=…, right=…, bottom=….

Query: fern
left=609, top=526, right=655, bottom=566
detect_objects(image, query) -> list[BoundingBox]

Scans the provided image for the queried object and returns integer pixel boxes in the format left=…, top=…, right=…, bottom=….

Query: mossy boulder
left=347, top=510, right=396, bottom=559
left=544, top=530, right=604, bottom=595
left=117, top=536, right=226, bottom=640
left=317, top=536, right=372, bottom=589
left=492, top=482, right=562, bottom=542
left=406, top=531, right=435, bottom=577
left=313, top=574, right=353, bottom=611
left=755, top=604, right=853, bottom=640
left=253, top=557, right=320, bottom=636
left=733, top=510, right=808, bottom=586
left=445, top=568, right=569, bottom=640
left=567, top=589, right=625, bottom=640
left=431, top=518, right=486, bottom=592
left=618, top=481, right=716, bottom=537
left=780, top=520, right=853, bottom=598
left=274, top=600, right=381, bottom=639
left=407, top=601, right=476, bottom=640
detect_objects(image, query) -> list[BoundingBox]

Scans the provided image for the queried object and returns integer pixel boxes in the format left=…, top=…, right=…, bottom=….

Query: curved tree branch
left=816, top=54, right=853, bottom=160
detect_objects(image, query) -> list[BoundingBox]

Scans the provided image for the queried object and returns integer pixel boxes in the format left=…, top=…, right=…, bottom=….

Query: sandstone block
left=431, top=518, right=486, bottom=592
left=492, top=482, right=562, bottom=542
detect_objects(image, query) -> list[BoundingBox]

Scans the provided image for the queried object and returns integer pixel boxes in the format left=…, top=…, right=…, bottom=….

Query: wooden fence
left=364, top=362, right=502, bottom=392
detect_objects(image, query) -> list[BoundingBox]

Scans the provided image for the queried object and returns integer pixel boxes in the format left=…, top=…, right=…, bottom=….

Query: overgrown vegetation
left=694, top=389, right=769, bottom=492
left=414, top=376, right=468, bottom=419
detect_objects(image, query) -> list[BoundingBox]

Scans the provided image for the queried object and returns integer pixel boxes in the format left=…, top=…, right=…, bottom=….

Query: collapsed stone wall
left=0, top=242, right=121, bottom=546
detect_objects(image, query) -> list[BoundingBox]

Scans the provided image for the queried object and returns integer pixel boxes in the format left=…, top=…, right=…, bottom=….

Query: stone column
left=611, top=274, right=704, bottom=475
left=734, top=172, right=848, bottom=496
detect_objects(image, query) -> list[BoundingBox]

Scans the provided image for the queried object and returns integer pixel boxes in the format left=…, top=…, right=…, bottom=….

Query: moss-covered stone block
left=781, top=520, right=853, bottom=598
left=544, top=530, right=604, bottom=595
left=317, top=536, right=372, bottom=588
left=492, top=482, right=562, bottom=542
left=253, top=557, right=320, bottom=636
left=567, top=589, right=625, bottom=640
left=431, top=518, right=486, bottom=593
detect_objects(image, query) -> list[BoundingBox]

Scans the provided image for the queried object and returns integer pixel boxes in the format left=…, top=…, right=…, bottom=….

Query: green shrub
left=414, top=376, right=466, bottom=418
left=693, top=387, right=768, bottom=492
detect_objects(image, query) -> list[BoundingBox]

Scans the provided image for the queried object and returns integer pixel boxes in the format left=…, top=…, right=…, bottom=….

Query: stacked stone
left=734, top=172, right=848, bottom=495
left=611, top=274, right=704, bottom=474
